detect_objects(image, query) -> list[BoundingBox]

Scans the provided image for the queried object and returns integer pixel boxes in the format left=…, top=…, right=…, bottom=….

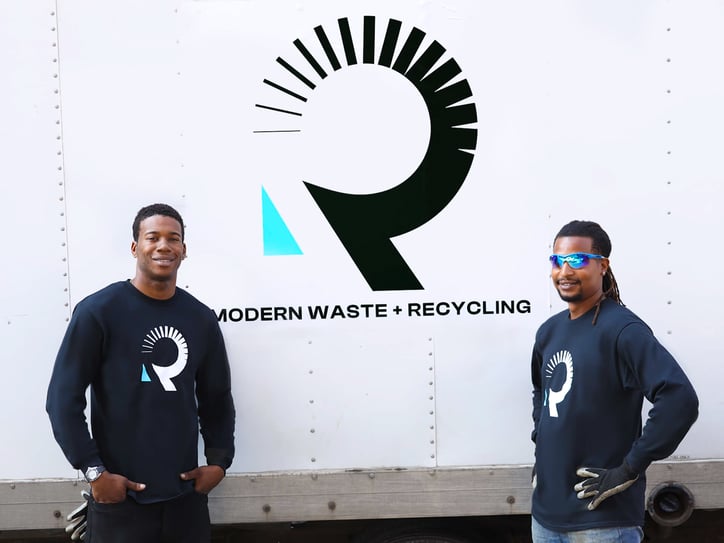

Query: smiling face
left=131, top=214, right=186, bottom=294
left=552, top=235, right=609, bottom=319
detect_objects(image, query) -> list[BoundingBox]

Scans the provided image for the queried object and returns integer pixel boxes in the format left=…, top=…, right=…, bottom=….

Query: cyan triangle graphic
left=141, top=364, right=151, bottom=382
left=262, top=186, right=303, bottom=255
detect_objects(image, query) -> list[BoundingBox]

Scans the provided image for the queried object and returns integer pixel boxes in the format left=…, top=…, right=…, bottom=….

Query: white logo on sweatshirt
left=545, top=350, right=574, bottom=417
left=141, top=326, right=189, bottom=391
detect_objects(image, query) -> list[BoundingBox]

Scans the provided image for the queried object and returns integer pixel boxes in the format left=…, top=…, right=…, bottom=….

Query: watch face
left=85, top=467, right=102, bottom=482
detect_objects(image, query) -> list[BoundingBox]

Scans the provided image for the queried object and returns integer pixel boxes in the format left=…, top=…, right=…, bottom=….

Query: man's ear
left=131, top=241, right=137, bottom=258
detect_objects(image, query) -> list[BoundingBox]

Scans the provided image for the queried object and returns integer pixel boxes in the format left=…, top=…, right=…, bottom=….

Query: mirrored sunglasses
left=549, top=252, right=604, bottom=269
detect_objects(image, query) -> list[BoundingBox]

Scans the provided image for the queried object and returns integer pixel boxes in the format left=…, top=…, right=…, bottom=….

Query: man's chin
left=557, top=290, right=582, bottom=303
left=147, top=272, right=177, bottom=283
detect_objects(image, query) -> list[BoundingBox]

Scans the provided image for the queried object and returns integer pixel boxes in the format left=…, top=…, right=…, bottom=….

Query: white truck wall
left=1, top=0, right=71, bottom=477
left=1, top=0, right=722, bottom=485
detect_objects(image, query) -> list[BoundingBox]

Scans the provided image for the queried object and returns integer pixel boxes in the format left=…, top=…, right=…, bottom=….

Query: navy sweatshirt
left=531, top=299, right=698, bottom=531
left=46, top=281, right=235, bottom=504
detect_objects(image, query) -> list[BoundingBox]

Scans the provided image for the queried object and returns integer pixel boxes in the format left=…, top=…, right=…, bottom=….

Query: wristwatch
left=84, top=465, right=106, bottom=483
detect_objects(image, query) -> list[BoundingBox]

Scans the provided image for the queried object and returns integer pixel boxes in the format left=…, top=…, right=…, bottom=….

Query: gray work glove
left=65, top=489, right=90, bottom=541
left=574, top=462, right=639, bottom=510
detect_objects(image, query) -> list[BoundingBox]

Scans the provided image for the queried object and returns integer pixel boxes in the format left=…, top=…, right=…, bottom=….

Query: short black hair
left=554, top=220, right=611, bottom=257
left=132, top=203, right=185, bottom=241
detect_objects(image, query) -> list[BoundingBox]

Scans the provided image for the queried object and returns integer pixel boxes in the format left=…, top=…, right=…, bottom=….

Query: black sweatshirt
left=531, top=299, right=698, bottom=531
left=47, top=281, right=235, bottom=504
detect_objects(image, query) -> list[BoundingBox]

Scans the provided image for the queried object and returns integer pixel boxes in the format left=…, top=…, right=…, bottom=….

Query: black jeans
left=87, top=492, right=210, bottom=543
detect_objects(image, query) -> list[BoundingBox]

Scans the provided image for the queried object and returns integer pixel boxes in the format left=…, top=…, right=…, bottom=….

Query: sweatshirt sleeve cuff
left=205, top=448, right=233, bottom=471
left=624, top=453, right=650, bottom=475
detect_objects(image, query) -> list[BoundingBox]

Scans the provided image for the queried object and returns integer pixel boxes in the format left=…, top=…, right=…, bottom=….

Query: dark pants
left=87, top=492, right=210, bottom=543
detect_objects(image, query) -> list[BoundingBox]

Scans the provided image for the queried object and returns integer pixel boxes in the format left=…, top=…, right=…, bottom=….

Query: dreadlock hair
left=554, top=220, right=624, bottom=324
left=132, top=203, right=185, bottom=241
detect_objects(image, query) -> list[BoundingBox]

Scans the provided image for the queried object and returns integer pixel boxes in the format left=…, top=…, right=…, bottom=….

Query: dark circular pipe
left=646, top=482, right=695, bottom=527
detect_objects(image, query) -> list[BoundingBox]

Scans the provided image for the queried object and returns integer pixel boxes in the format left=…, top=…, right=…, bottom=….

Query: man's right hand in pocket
left=91, top=471, right=146, bottom=503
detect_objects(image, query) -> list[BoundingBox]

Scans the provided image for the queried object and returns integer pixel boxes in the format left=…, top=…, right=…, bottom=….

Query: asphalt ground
left=2, top=510, right=723, bottom=543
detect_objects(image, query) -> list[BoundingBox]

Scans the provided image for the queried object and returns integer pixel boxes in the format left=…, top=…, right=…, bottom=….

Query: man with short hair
left=530, top=220, right=698, bottom=543
left=47, top=203, right=235, bottom=542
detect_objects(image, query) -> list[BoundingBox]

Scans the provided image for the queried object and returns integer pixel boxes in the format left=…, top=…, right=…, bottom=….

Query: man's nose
left=559, top=262, right=575, bottom=274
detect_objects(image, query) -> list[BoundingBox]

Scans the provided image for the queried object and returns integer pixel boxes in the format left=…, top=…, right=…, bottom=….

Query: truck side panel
left=1, top=0, right=723, bottom=534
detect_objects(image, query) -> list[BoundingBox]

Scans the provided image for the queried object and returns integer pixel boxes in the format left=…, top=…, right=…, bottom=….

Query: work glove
left=65, top=489, right=90, bottom=541
left=574, top=462, right=639, bottom=511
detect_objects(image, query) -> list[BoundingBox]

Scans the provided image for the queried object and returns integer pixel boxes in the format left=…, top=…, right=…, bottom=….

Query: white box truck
left=1, top=1, right=723, bottom=541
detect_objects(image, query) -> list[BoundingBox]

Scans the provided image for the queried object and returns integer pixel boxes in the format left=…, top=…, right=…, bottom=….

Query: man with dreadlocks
left=530, top=220, right=698, bottom=542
